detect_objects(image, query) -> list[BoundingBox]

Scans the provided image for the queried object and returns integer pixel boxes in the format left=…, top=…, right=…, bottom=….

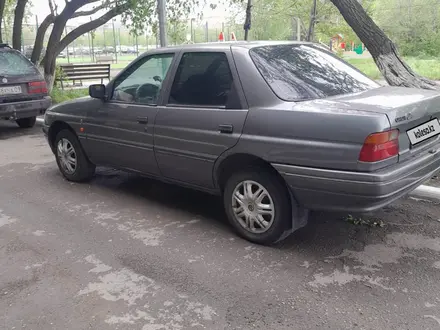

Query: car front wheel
left=223, top=169, right=292, bottom=245
left=54, top=129, right=95, bottom=182
left=16, top=116, right=36, bottom=128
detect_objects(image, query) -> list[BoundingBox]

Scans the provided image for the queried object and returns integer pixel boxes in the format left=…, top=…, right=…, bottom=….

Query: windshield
left=0, top=49, right=39, bottom=76
left=250, top=44, right=379, bottom=101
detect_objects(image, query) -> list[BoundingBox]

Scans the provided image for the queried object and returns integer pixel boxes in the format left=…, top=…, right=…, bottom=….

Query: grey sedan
left=43, top=41, right=440, bottom=245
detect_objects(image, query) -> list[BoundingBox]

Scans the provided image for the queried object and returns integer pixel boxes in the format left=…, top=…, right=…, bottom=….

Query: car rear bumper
left=0, top=97, right=51, bottom=120
left=273, top=148, right=440, bottom=213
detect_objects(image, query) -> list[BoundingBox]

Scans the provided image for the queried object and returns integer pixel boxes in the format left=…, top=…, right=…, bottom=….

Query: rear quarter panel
left=230, top=46, right=391, bottom=171
left=235, top=101, right=391, bottom=171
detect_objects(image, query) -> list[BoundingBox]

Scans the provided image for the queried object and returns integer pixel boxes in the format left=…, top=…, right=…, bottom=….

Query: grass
left=345, top=56, right=440, bottom=80
left=50, top=88, right=89, bottom=104
left=56, top=55, right=136, bottom=70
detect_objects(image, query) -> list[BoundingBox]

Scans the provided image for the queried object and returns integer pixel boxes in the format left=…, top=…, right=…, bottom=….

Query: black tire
left=16, top=116, right=36, bottom=128
left=223, top=168, right=292, bottom=245
left=54, top=129, right=95, bottom=182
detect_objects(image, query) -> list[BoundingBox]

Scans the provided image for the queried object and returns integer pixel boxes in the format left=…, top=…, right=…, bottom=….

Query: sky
left=29, top=0, right=233, bottom=28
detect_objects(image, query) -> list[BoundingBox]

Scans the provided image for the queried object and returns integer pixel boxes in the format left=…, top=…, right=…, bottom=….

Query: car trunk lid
left=331, top=86, right=440, bottom=162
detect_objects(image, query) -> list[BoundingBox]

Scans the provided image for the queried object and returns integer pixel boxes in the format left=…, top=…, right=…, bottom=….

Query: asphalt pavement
left=1, top=122, right=440, bottom=330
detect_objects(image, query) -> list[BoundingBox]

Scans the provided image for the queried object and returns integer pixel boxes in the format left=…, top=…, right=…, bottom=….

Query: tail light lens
left=28, top=81, right=48, bottom=94
left=359, top=129, right=399, bottom=162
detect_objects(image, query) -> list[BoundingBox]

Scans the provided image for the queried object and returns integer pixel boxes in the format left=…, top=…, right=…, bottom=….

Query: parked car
left=0, top=44, right=51, bottom=128
left=42, top=41, right=440, bottom=244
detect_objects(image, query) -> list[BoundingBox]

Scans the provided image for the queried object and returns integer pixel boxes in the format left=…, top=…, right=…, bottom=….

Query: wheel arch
left=214, top=153, right=284, bottom=192
left=48, top=121, right=76, bottom=153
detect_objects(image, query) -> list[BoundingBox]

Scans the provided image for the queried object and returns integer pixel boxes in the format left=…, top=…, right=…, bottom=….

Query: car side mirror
left=89, top=84, right=106, bottom=100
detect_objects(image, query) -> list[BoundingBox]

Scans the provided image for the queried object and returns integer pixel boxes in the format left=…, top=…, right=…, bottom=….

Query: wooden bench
left=96, top=55, right=115, bottom=63
left=58, top=64, right=111, bottom=89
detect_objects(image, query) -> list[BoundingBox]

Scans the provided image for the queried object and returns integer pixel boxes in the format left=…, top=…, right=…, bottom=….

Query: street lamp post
left=112, top=19, right=118, bottom=63
left=190, top=18, right=196, bottom=43
left=158, top=0, right=168, bottom=47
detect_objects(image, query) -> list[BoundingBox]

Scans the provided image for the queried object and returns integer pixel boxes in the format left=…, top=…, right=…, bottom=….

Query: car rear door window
left=112, top=54, right=174, bottom=105
left=168, top=52, right=233, bottom=107
left=250, top=44, right=379, bottom=101
left=0, top=49, right=39, bottom=76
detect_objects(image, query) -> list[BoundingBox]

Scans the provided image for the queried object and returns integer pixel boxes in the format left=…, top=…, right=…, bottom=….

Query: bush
left=54, top=65, right=67, bottom=86
left=50, top=88, right=89, bottom=104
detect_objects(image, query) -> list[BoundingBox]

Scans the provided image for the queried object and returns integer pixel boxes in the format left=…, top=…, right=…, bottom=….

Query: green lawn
left=345, top=57, right=440, bottom=80
left=56, top=55, right=136, bottom=70
left=50, top=88, right=88, bottom=104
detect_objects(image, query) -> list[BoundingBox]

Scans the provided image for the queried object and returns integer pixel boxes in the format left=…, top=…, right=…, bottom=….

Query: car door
left=84, top=52, right=175, bottom=176
left=154, top=50, right=248, bottom=189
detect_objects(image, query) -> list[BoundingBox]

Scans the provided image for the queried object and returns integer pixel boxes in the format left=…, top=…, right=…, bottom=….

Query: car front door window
left=112, top=54, right=174, bottom=105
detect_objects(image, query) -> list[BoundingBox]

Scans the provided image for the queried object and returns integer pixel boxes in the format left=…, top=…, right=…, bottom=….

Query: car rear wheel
left=223, top=169, right=292, bottom=245
left=16, top=116, right=36, bottom=128
left=54, top=129, right=95, bottom=182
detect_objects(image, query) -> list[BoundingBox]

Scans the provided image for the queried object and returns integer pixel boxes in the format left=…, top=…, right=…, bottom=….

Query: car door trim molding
left=87, top=134, right=154, bottom=151
left=154, top=145, right=217, bottom=162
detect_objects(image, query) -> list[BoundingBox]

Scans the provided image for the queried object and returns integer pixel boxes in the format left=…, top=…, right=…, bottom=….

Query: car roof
left=146, top=40, right=315, bottom=53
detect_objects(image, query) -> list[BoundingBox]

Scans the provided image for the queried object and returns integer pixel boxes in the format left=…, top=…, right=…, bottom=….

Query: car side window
left=112, top=53, right=174, bottom=105
left=168, top=52, right=233, bottom=107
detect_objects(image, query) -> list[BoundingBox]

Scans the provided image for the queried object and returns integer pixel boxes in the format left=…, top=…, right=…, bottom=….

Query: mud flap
left=275, top=189, right=309, bottom=243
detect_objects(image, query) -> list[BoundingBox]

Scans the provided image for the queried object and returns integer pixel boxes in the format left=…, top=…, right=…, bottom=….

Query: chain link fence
left=1, top=16, right=301, bottom=70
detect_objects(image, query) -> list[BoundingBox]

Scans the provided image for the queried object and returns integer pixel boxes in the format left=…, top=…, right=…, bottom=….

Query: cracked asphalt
left=1, top=122, right=440, bottom=330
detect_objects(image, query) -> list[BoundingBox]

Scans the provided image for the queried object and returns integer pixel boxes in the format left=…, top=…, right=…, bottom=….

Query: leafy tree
left=373, top=0, right=440, bottom=56
left=0, top=0, right=15, bottom=43
left=330, top=0, right=437, bottom=88
left=9, top=0, right=195, bottom=90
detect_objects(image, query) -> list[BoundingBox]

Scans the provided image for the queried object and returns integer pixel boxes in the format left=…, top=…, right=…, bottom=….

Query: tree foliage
left=374, top=0, right=440, bottom=56
left=7, top=0, right=197, bottom=90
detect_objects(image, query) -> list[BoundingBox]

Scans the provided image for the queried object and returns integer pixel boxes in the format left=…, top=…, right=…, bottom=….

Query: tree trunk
left=243, top=0, right=252, bottom=41
left=41, top=4, right=126, bottom=91
left=31, top=14, right=54, bottom=64
left=55, top=6, right=125, bottom=55
left=307, top=0, right=317, bottom=42
left=42, top=5, right=76, bottom=90
left=0, top=0, right=6, bottom=43
left=329, top=0, right=438, bottom=89
left=12, top=0, right=28, bottom=51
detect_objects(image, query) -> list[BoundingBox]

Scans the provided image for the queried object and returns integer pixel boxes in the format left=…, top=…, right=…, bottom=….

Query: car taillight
left=359, top=129, right=399, bottom=162
left=28, top=81, right=48, bottom=94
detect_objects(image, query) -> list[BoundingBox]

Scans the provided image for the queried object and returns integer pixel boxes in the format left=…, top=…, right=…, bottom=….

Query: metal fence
left=0, top=16, right=299, bottom=69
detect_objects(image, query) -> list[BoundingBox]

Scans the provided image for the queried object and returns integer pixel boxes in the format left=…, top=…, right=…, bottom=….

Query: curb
left=410, top=185, right=440, bottom=202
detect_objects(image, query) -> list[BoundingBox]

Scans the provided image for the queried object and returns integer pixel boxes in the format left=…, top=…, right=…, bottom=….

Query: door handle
left=219, top=124, right=233, bottom=134
left=137, top=116, right=148, bottom=124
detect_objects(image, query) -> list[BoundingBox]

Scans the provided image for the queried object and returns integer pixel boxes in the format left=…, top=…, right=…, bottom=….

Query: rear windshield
left=250, top=44, right=379, bottom=101
left=0, top=49, right=39, bottom=76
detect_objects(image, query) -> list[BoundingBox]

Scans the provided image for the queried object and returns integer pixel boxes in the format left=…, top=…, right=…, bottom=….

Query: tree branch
left=48, top=0, right=55, bottom=15
left=55, top=4, right=127, bottom=56
left=31, top=13, right=55, bottom=64
left=72, top=1, right=114, bottom=18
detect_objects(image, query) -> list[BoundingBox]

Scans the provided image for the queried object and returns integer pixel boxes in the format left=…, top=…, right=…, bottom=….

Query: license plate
left=0, top=86, right=22, bottom=95
left=407, top=119, right=440, bottom=145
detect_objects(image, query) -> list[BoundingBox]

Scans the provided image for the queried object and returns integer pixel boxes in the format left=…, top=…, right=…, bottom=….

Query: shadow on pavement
left=90, top=168, right=377, bottom=250
left=0, top=121, right=41, bottom=140
left=84, top=167, right=440, bottom=256
left=95, top=169, right=229, bottom=227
